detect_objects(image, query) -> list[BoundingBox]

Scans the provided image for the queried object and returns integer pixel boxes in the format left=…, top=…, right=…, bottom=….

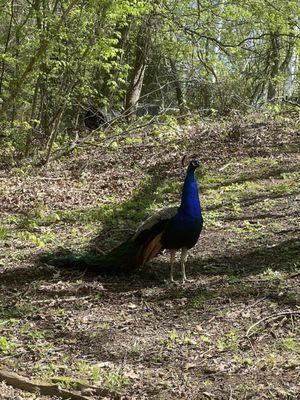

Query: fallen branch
left=246, top=311, right=300, bottom=337
left=0, top=365, right=118, bottom=400
left=48, top=131, right=80, bottom=162
left=45, top=102, right=191, bottom=163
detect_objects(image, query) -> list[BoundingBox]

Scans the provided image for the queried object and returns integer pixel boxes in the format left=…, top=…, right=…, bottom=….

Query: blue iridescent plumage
left=162, top=161, right=203, bottom=251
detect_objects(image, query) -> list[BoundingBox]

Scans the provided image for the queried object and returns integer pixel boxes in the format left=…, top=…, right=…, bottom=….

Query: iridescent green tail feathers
left=40, top=240, right=141, bottom=274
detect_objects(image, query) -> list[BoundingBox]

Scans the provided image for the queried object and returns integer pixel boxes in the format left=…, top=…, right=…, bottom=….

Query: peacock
left=41, top=158, right=203, bottom=282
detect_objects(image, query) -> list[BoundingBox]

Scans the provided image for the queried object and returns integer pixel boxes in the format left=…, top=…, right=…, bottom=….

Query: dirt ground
left=0, top=114, right=299, bottom=399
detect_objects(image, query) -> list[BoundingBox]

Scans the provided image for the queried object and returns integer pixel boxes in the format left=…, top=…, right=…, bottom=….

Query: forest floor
left=0, top=113, right=299, bottom=400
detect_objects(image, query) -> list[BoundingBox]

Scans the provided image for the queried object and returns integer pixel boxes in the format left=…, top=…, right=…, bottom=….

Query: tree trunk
left=0, top=0, right=14, bottom=98
left=280, top=29, right=296, bottom=99
left=125, top=14, right=154, bottom=120
left=44, top=106, right=64, bottom=165
left=267, top=32, right=280, bottom=101
left=169, top=59, right=188, bottom=115
left=24, top=77, right=39, bottom=157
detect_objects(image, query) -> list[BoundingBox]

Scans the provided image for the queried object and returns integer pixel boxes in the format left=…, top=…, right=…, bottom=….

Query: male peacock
left=41, top=158, right=203, bottom=282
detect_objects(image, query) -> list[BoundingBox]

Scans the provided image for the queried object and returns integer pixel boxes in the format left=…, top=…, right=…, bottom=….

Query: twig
left=246, top=311, right=300, bottom=337
left=289, top=271, right=300, bottom=278
left=49, top=131, right=79, bottom=162
left=30, top=295, right=92, bottom=306
left=24, top=176, right=65, bottom=181
left=243, top=297, right=266, bottom=311
left=229, top=385, right=234, bottom=400
left=218, top=162, right=232, bottom=171
left=246, top=336, right=257, bottom=357
left=290, top=314, right=295, bottom=332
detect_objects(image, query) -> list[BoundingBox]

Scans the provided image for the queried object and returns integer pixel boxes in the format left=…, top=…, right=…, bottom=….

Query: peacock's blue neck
left=178, top=167, right=202, bottom=219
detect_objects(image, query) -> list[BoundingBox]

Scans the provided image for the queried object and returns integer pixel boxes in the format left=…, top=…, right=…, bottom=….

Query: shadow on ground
left=191, top=237, right=300, bottom=277
left=1, top=237, right=298, bottom=300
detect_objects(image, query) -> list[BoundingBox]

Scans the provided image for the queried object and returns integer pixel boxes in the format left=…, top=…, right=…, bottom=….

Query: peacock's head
left=182, top=155, right=200, bottom=170
left=189, top=159, right=200, bottom=170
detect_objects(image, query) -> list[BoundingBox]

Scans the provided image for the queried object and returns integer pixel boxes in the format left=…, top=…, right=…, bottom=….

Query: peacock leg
left=181, top=247, right=189, bottom=283
left=170, top=250, right=176, bottom=282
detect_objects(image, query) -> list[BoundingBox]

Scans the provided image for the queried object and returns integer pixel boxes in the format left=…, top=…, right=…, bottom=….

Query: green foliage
left=0, top=303, right=37, bottom=319
left=0, top=0, right=299, bottom=162
left=104, top=372, right=129, bottom=390
left=50, top=376, right=87, bottom=390
left=0, top=336, right=18, bottom=355
left=0, top=227, right=10, bottom=241
left=280, top=338, right=300, bottom=354
left=263, top=268, right=284, bottom=282
left=217, top=328, right=240, bottom=352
